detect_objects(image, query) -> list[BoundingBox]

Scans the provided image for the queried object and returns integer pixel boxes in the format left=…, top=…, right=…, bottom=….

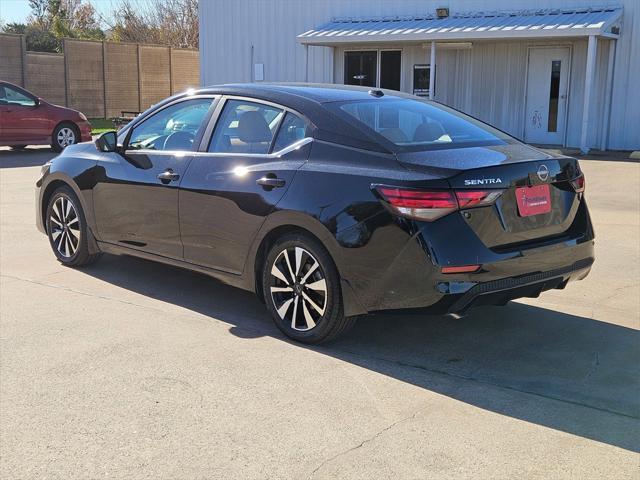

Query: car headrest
left=413, top=122, right=446, bottom=142
left=237, top=111, right=272, bottom=143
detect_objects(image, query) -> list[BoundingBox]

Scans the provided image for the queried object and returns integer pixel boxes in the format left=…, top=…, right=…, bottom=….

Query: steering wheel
left=162, top=131, right=195, bottom=151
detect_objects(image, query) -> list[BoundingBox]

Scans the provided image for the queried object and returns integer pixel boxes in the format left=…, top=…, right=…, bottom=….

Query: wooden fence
left=0, top=33, right=199, bottom=118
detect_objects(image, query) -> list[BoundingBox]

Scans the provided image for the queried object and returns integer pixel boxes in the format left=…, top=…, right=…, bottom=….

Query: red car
left=0, top=81, right=92, bottom=152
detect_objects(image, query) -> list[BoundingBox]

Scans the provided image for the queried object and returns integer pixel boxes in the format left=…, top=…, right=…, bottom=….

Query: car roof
left=185, top=83, right=420, bottom=153
left=199, top=83, right=415, bottom=103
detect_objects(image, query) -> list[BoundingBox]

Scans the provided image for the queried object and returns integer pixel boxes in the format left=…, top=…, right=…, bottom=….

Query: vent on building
left=436, top=8, right=449, bottom=19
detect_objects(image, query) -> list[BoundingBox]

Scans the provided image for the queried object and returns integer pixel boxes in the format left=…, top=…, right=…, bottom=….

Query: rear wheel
left=51, top=122, right=79, bottom=152
left=262, top=234, right=356, bottom=344
left=45, top=186, right=101, bottom=267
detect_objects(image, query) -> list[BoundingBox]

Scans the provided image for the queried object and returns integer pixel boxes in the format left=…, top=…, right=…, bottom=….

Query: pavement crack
left=1, top=273, right=165, bottom=313
left=308, top=411, right=420, bottom=478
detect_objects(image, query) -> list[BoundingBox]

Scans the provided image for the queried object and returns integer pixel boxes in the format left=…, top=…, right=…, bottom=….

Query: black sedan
left=36, top=84, right=594, bottom=343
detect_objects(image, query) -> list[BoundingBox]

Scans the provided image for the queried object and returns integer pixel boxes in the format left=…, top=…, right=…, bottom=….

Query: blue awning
left=297, top=7, right=623, bottom=45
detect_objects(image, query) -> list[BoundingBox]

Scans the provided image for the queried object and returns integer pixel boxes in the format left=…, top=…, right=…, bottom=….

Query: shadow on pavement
left=80, top=253, right=640, bottom=452
left=0, top=148, right=56, bottom=168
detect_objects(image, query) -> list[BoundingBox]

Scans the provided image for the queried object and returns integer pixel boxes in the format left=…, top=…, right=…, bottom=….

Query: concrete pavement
left=0, top=146, right=638, bottom=479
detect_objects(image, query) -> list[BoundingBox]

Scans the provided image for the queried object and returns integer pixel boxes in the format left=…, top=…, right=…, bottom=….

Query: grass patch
left=89, top=118, right=115, bottom=135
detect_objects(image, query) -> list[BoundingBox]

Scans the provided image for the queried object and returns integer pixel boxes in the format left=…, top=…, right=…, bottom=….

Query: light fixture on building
left=436, top=7, right=449, bottom=19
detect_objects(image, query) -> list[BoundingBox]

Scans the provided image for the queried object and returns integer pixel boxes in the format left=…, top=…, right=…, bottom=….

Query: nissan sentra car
left=35, top=84, right=594, bottom=343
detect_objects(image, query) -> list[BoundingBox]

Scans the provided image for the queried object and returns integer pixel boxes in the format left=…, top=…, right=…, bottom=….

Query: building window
left=547, top=60, right=561, bottom=132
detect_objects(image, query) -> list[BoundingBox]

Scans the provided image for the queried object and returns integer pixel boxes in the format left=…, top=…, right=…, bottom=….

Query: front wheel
left=262, top=234, right=355, bottom=344
left=51, top=123, right=79, bottom=152
left=45, top=186, right=101, bottom=267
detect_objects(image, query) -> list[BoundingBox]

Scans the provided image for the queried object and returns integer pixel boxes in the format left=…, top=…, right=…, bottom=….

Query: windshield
left=327, top=97, right=516, bottom=152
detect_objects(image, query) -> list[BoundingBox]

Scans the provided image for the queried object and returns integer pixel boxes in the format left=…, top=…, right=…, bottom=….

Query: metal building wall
left=200, top=0, right=639, bottom=150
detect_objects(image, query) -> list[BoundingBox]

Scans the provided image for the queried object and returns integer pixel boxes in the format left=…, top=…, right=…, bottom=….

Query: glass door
left=344, top=51, right=377, bottom=87
left=380, top=50, right=401, bottom=91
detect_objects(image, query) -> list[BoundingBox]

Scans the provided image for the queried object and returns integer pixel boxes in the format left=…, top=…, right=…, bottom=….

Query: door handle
left=256, top=176, right=286, bottom=189
left=157, top=169, right=180, bottom=184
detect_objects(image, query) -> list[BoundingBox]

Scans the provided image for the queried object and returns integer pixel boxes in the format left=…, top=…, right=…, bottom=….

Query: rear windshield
left=326, top=97, right=516, bottom=152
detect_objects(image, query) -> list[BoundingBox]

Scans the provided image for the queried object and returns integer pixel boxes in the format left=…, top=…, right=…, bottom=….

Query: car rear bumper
left=442, top=257, right=593, bottom=314
left=353, top=201, right=595, bottom=315
left=79, top=122, right=92, bottom=142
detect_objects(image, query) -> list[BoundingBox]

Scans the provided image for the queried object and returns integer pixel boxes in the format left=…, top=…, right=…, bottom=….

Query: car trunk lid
left=395, top=143, right=584, bottom=249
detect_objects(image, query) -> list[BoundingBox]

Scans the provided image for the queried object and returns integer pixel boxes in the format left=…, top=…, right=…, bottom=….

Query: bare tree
left=106, top=0, right=198, bottom=49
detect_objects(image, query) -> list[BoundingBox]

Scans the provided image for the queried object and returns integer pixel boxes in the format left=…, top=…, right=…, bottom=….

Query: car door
left=0, top=83, right=46, bottom=144
left=93, top=96, right=217, bottom=258
left=179, top=97, right=312, bottom=274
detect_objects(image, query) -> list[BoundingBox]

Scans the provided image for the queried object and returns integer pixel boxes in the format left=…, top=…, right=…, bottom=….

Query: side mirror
left=95, top=131, right=118, bottom=152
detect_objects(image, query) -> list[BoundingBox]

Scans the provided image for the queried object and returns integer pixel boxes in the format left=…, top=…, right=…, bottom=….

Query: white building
left=199, top=0, right=640, bottom=152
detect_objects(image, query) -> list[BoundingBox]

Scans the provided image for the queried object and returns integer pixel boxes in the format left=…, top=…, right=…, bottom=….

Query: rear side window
left=209, top=99, right=284, bottom=154
left=272, top=112, right=308, bottom=151
left=127, top=98, right=213, bottom=151
left=328, top=98, right=514, bottom=152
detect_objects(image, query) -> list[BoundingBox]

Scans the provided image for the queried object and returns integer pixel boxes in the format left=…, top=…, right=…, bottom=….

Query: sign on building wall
left=413, top=64, right=431, bottom=97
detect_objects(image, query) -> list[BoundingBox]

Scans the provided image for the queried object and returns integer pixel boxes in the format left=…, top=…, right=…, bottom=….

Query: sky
left=0, top=0, right=132, bottom=25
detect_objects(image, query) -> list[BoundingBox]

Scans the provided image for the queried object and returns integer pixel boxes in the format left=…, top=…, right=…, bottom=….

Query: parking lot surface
left=1, top=146, right=638, bottom=479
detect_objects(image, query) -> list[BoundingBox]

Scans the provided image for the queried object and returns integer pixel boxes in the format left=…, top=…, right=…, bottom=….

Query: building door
left=380, top=50, right=401, bottom=91
left=344, top=51, right=377, bottom=87
left=525, top=47, right=570, bottom=145
left=344, top=50, right=402, bottom=91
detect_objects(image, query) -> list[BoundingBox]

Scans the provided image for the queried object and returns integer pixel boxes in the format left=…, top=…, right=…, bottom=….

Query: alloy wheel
left=49, top=196, right=80, bottom=258
left=269, top=247, right=328, bottom=331
left=57, top=127, right=76, bottom=148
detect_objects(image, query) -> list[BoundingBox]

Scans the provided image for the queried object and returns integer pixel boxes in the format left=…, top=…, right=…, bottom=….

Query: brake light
left=455, top=190, right=504, bottom=208
left=570, top=173, right=585, bottom=193
left=376, top=187, right=457, bottom=221
left=375, top=186, right=503, bottom=221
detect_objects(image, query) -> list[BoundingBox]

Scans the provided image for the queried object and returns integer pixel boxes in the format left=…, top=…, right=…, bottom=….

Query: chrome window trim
left=124, top=137, right=313, bottom=159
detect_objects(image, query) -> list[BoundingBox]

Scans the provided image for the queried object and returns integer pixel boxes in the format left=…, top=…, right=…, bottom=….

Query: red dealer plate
left=516, top=184, right=552, bottom=217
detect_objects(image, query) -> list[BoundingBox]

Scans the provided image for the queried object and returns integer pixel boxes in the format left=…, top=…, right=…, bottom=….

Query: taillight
left=570, top=173, right=585, bottom=193
left=376, top=187, right=458, bottom=221
left=375, top=186, right=503, bottom=221
left=455, top=190, right=504, bottom=208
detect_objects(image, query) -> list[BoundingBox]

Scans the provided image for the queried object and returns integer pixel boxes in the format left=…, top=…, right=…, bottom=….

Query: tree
left=1, top=0, right=105, bottom=52
left=106, top=0, right=199, bottom=49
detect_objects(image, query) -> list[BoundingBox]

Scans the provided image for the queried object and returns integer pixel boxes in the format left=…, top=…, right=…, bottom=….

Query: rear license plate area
left=516, top=184, right=551, bottom=217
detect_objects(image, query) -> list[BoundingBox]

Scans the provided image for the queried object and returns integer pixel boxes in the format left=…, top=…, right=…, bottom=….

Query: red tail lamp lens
left=376, top=187, right=458, bottom=221
left=571, top=174, right=585, bottom=193
left=455, top=190, right=503, bottom=208
left=375, top=187, right=503, bottom=221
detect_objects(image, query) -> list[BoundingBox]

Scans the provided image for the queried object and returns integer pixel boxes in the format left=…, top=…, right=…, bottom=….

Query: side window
left=209, top=99, right=284, bottom=154
left=272, top=112, right=309, bottom=151
left=127, top=98, right=213, bottom=151
left=1, top=85, right=36, bottom=107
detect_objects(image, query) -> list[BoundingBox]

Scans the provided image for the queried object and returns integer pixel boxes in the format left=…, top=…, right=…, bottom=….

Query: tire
left=51, top=122, right=79, bottom=152
left=45, top=185, right=101, bottom=267
left=262, top=233, right=356, bottom=344
left=10, top=145, right=27, bottom=150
